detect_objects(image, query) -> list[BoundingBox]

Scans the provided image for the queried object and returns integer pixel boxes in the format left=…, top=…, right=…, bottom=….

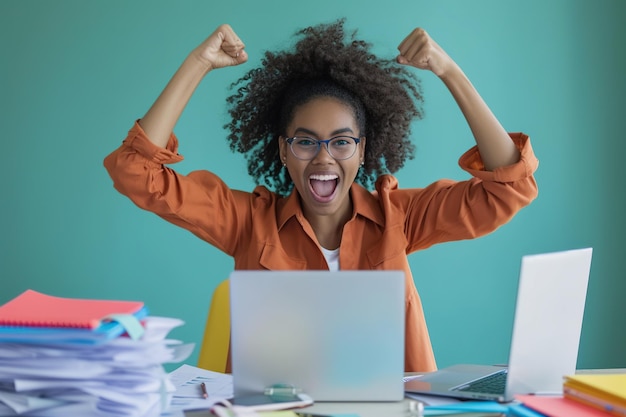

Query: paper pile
left=0, top=290, right=194, bottom=416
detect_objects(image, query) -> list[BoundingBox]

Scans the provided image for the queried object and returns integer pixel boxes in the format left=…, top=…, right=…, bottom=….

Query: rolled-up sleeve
left=395, top=132, right=539, bottom=252
left=459, top=132, right=539, bottom=182
left=104, top=121, right=184, bottom=200
left=103, top=121, right=243, bottom=255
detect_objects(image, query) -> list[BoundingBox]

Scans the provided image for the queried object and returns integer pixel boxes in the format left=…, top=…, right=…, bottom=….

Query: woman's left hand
left=396, top=28, right=456, bottom=78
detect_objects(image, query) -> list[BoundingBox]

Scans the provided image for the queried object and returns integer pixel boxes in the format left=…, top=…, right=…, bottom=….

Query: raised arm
left=397, top=28, right=520, bottom=171
left=140, top=24, right=247, bottom=148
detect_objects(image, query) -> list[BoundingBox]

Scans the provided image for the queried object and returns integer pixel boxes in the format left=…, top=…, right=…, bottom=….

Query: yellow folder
left=563, top=374, right=626, bottom=416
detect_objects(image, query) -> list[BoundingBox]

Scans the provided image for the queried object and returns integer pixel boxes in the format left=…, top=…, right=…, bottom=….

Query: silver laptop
left=229, top=270, right=405, bottom=402
left=404, top=247, right=593, bottom=402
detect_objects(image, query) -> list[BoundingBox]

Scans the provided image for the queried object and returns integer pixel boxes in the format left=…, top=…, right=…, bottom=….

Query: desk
left=185, top=399, right=413, bottom=417
left=184, top=369, right=626, bottom=417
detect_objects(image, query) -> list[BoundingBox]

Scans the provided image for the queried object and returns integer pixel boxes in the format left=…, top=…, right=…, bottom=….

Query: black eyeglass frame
left=284, top=136, right=362, bottom=161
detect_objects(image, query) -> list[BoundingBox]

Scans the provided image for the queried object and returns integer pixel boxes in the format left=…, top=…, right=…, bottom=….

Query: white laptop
left=229, top=270, right=405, bottom=402
left=405, top=247, right=593, bottom=402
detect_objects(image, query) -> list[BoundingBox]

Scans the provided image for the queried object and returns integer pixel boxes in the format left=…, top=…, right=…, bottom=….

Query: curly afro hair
left=224, top=18, right=424, bottom=196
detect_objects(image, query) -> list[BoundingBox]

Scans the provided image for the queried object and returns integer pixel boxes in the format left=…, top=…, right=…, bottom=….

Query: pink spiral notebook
left=516, top=395, right=612, bottom=417
left=0, top=289, right=144, bottom=329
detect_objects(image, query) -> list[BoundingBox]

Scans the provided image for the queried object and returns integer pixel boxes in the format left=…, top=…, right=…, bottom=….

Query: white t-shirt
left=320, top=246, right=340, bottom=271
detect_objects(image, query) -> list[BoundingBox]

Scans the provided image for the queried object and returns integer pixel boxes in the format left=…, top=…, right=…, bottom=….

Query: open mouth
left=309, top=174, right=339, bottom=202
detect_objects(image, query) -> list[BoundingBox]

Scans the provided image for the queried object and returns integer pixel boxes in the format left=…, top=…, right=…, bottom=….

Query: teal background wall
left=2, top=0, right=625, bottom=371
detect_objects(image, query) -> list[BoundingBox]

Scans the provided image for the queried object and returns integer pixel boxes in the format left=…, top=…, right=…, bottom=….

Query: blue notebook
left=0, top=306, right=148, bottom=344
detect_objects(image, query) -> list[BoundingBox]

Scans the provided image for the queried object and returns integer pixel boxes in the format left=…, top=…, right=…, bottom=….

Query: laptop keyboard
left=455, top=371, right=508, bottom=394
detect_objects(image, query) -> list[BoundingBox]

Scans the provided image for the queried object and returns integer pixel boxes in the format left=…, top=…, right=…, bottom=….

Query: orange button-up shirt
left=104, top=122, right=539, bottom=372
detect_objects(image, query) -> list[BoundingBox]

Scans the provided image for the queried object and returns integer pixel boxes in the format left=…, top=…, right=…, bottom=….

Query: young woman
left=104, top=20, right=539, bottom=372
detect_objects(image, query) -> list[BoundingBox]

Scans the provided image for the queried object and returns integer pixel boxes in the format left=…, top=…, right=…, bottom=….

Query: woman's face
left=279, top=96, right=366, bottom=220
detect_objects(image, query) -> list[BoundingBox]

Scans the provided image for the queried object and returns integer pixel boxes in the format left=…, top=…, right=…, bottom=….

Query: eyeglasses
left=285, top=136, right=361, bottom=161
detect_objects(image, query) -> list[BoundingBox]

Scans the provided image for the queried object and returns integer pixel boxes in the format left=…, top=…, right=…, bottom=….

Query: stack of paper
left=563, top=374, right=626, bottom=416
left=0, top=290, right=194, bottom=417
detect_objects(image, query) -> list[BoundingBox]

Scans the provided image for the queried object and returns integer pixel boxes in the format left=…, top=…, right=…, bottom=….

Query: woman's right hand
left=137, top=24, right=247, bottom=147
left=192, top=24, right=248, bottom=71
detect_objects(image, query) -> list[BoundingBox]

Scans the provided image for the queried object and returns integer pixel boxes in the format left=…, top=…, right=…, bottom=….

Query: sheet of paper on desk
left=163, top=364, right=234, bottom=416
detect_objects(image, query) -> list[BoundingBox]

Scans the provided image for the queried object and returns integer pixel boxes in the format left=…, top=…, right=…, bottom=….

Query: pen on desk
left=200, top=382, right=208, bottom=399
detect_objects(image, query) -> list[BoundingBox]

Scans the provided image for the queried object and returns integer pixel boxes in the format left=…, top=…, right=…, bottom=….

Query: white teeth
left=309, top=174, right=338, bottom=181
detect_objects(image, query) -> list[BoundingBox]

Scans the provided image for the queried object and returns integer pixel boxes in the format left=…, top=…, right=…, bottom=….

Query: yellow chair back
left=197, top=280, right=230, bottom=373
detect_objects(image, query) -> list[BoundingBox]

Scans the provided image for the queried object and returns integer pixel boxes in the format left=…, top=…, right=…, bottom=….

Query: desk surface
left=184, top=368, right=626, bottom=417
left=186, top=400, right=412, bottom=417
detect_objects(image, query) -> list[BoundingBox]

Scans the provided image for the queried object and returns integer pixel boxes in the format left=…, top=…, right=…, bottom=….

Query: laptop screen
left=229, top=270, right=406, bottom=401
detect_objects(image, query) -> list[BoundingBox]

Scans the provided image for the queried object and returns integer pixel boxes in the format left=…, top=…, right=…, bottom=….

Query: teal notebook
left=508, top=404, right=547, bottom=417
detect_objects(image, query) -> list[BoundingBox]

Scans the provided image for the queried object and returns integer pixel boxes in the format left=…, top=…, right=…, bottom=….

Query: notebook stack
left=563, top=373, right=626, bottom=416
left=0, top=290, right=193, bottom=417
left=509, top=373, right=626, bottom=417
